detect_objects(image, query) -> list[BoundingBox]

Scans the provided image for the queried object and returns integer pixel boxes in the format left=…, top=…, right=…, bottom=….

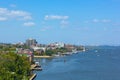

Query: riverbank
left=34, top=55, right=52, bottom=58
left=34, top=51, right=81, bottom=58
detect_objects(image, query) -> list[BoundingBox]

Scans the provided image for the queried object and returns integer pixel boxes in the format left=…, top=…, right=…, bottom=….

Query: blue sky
left=0, top=0, right=120, bottom=45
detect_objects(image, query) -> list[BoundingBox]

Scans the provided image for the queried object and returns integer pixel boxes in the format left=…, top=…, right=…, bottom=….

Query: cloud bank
left=44, top=15, right=69, bottom=20
left=92, top=19, right=111, bottom=23
left=0, top=7, right=32, bottom=21
left=23, top=22, right=35, bottom=27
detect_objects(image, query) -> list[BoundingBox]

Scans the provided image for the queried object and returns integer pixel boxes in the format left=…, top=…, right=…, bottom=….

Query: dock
left=32, top=67, right=42, bottom=71
left=29, top=73, right=37, bottom=80
left=31, top=64, right=42, bottom=71
left=29, top=64, right=42, bottom=80
left=31, top=64, right=37, bottom=69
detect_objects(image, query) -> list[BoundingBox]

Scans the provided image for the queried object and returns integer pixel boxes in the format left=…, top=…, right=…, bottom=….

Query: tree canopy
left=0, top=52, right=30, bottom=80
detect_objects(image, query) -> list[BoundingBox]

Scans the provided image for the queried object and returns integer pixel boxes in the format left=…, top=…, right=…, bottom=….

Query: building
left=48, top=42, right=65, bottom=49
left=65, top=44, right=75, bottom=52
left=26, top=38, right=37, bottom=47
left=31, top=46, right=46, bottom=52
left=55, top=42, right=65, bottom=48
left=16, top=48, right=34, bottom=64
left=31, top=46, right=46, bottom=55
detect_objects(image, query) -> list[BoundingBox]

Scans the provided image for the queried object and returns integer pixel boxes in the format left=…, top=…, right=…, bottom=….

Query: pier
left=32, top=67, right=42, bottom=71
left=29, top=64, right=42, bottom=80
left=29, top=73, right=37, bottom=80
left=31, top=64, right=42, bottom=71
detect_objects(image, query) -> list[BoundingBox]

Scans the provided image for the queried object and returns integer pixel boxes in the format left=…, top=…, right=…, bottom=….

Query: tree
left=0, top=52, right=30, bottom=80
left=45, top=49, right=57, bottom=56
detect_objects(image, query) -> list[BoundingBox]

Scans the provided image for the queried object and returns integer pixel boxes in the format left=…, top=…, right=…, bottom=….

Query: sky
left=0, top=0, right=120, bottom=45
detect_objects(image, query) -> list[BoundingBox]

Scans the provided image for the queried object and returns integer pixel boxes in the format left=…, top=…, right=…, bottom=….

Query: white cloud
left=60, top=20, right=69, bottom=27
left=0, top=7, right=32, bottom=21
left=23, top=16, right=32, bottom=20
left=43, top=15, right=69, bottom=29
left=40, top=26, right=50, bottom=31
left=0, top=17, right=7, bottom=21
left=60, top=20, right=69, bottom=29
left=90, top=19, right=111, bottom=23
left=9, top=10, right=30, bottom=16
left=92, top=19, right=99, bottom=23
left=44, top=15, right=69, bottom=20
left=23, top=22, right=35, bottom=27
left=0, top=8, right=8, bottom=15
left=102, top=19, right=111, bottom=23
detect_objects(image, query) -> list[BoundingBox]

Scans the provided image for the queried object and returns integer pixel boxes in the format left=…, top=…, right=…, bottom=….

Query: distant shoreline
left=34, top=55, right=52, bottom=58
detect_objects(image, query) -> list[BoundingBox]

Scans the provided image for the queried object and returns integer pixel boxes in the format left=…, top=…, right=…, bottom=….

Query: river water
left=34, top=46, right=120, bottom=80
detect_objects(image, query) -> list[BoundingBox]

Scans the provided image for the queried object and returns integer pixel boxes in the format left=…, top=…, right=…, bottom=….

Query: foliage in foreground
left=0, top=52, right=30, bottom=80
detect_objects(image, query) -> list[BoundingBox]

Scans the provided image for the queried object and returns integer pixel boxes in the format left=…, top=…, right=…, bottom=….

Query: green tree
left=45, top=49, right=57, bottom=56
left=0, top=53, right=30, bottom=80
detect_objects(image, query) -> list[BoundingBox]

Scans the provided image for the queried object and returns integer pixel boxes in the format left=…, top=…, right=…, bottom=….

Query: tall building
left=26, top=38, right=37, bottom=47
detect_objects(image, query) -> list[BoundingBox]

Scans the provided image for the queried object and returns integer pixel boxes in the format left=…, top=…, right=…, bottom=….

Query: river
left=34, top=46, right=120, bottom=80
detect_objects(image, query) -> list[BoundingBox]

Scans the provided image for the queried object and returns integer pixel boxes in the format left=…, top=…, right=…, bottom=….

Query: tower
left=26, top=38, right=37, bottom=47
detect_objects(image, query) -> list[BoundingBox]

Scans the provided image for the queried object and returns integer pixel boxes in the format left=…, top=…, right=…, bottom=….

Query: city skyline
left=0, top=0, right=120, bottom=45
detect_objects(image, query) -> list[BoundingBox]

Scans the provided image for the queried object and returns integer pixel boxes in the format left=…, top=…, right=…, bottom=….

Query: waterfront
left=34, top=46, right=120, bottom=80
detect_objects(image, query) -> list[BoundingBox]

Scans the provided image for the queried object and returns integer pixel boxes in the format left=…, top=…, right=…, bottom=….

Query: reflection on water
left=34, top=46, right=120, bottom=80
